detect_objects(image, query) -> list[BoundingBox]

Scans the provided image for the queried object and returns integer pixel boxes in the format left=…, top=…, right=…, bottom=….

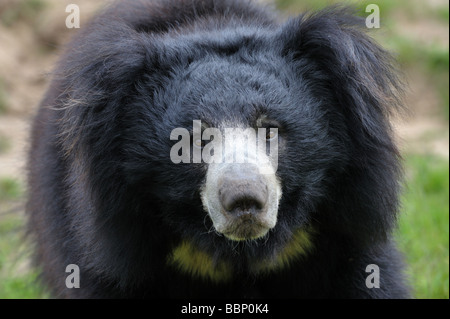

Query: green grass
left=434, top=6, right=449, bottom=23
left=0, top=79, right=7, bottom=114
left=275, top=0, right=448, bottom=20
left=276, top=0, right=407, bottom=17
left=0, top=213, right=47, bottom=299
left=384, top=35, right=449, bottom=72
left=397, top=155, right=449, bottom=298
left=423, top=46, right=450, bottom=120
left=0, top=0, right=46, bottom=27
left=0, top=135, right=10, bottom=154
left=385, top=35, right=449, bottom=119
left=0, top=178, right=22, bottom=201
left=0, top=175, right=48, bottom=298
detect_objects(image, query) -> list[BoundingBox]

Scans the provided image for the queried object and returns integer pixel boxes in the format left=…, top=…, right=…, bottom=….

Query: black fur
left=27, top=0, right=409, bottom=298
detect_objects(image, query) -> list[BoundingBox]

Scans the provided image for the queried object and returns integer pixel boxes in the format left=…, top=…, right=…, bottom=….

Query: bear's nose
left=217, top=164, right=268, bottom=217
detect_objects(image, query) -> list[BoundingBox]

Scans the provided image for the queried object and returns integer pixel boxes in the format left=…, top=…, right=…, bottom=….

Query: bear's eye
left=194, top=138, right=205, bottom=149
left=266, top=129, right=278, bottom=141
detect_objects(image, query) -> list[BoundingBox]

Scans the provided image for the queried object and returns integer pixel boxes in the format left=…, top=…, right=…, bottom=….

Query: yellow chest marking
left=167, top=241, right=233, bottom=283
left=167, top=228, right=314, bottom=282
left=252, top=228, right=315, bottom=273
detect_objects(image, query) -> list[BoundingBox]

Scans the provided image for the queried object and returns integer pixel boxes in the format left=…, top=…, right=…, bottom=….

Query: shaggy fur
left=27, top=0, right=409, bottom=298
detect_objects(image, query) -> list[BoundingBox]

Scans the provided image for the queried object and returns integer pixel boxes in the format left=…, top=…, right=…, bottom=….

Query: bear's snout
left=218, top=164, right=268, bottom=218
left=201, top=161, right=282, bottom=241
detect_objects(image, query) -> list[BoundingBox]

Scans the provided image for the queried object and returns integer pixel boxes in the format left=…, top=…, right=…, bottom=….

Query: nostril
left=228, top=197, right=264, bottom=213
left=217, top=164, right=269, bottom=216
left=220, top=188, right=268, bottom=216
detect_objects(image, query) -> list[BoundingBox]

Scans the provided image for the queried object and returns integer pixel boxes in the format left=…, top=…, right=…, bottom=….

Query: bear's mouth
left=219, top=211, right=272, bottom=241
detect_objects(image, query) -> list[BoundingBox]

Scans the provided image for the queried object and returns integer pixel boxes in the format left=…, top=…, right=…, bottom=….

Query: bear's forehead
left=172, top=61, right=294, bottom=113
left=185, top=58, right=281, bottom=83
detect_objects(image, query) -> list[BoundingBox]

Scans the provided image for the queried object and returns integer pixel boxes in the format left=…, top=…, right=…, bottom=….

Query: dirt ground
left=0, top=0, right=448, bottom=186
left=0, top=0, right=102, bottom=183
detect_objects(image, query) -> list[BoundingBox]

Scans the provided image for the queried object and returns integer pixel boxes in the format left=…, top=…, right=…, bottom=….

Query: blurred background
left=0, top=0, right=448, bottom=299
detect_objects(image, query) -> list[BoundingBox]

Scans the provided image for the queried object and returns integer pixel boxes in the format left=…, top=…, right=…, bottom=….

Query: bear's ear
left=55, top=23, right=151, bottom=107
left=53, top=19, right=171, bottom=156
left=277, top=7, right=406, bottom=244
left=278, top=6, right=405, bottom=143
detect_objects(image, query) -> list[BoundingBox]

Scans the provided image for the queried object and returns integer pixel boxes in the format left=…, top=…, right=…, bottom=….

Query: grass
left=424, top=46, right=449, bottom=120
left=0, top=178, right=22, bottom=201
left=397, top=155, right=449, bottom=299
left=0, top=135, right=10, bottom=154
left=0, top=0, right=46, bottom=27
left=276, top=0, right=407, bottom=17
left=0, top=213, right=47, bottom=299
left=0, top=79, right=7, bottom=114
left=0, top=177, right=47, bottom=299
left=385, top=36, right=449, bottom=120
left=434, top=6, right=449, bottom=23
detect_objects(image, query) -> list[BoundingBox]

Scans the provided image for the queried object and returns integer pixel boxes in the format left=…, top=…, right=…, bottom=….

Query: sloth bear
left=27, top=0, right=409, bottom=298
